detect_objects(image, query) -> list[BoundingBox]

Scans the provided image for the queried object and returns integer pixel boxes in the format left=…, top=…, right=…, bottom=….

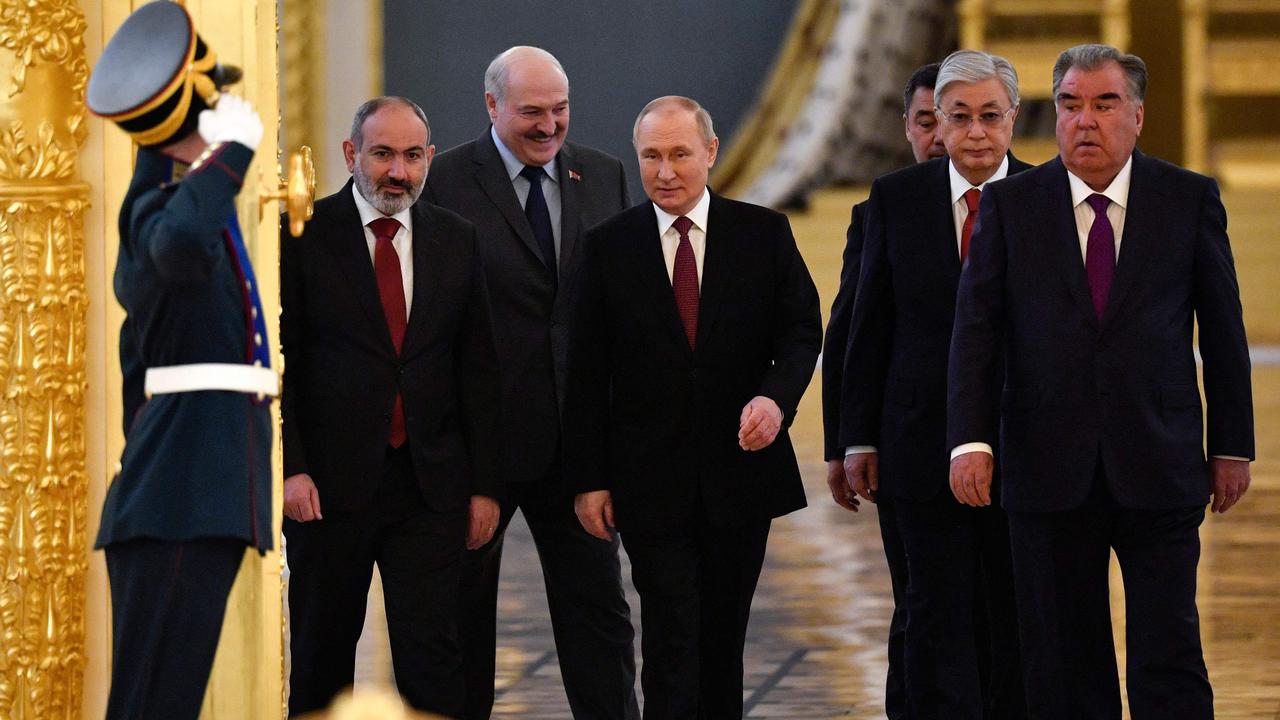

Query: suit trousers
left=104, top=537, right=245, bottom=720
left=1006, top=469, right=1211, bottom=720
left=285, top=444, right=468, bottom=718
left=875, top=497, right=910, bottom=720
left=621, top=516, right=771, bottom=720
left=894, top=493, right=1025, bottom=720
left=460, top=472, right=639, bottom=720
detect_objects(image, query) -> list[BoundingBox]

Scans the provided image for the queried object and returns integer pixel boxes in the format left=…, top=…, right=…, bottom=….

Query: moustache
left=379, top=178, right=412, bottom=193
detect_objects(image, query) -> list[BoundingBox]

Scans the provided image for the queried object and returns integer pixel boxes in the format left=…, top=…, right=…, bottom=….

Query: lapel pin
left=568, top=169, right=581, bottom=182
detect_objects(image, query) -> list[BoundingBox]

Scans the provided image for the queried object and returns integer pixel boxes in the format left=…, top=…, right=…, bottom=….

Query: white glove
left=198, top=93, right=263, bottom=151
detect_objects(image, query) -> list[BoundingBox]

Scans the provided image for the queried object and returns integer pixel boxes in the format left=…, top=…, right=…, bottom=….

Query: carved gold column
left=0, top=0, right=90, bottom=718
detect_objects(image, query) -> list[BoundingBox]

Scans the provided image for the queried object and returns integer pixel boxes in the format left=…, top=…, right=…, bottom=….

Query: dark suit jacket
left=563, top=193, right=822, bottom=533
left=839, top=155, right=1032, bottom=501
left=821, top=201, right=867, bottom=461
left=98, top=143, right=272, bottom=551
left=947, top=151, right=1254, bottom=512
left=423, top=131, right=629, bottom=487
left=280, top=182, right=502, bottom=513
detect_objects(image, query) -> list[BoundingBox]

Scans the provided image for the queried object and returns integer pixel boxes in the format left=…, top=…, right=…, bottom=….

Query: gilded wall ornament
left=0, top=0, right=90, bottom=716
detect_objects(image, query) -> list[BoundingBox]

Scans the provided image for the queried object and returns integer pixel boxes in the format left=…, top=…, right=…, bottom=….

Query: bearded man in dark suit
left=281, top=96, right=502, bottom=718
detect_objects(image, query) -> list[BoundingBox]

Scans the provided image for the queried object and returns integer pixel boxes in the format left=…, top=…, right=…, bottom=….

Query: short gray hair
left=349, top=96, right=430, bottom=150
left=935, top=49, right=1020, bottom=108
left=1052, top=44, right=1147, bottom=103
left=632, top=96, right=716, bottom=146
left=484, top=46, right=569, bottom=104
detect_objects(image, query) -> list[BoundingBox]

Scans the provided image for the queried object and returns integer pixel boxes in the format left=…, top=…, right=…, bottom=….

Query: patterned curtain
left=714, top=0, right=955, bottom=207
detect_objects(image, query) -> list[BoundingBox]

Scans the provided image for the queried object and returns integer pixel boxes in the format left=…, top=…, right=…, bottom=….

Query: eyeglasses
left=934, top=106, right=1017, bottom=129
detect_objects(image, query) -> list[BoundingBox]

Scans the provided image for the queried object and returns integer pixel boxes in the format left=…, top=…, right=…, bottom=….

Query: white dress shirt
left=947, top=155, right=1242, bottom=462
left=947, top=157, right=1132, bottom=460
left=352, top=184, right=414, bottom=313
left=846, top=156, right=1011, bottom=457
left=491, top=126, right=563, bottom=259
left=1067, top=155, right=1131, bottom=262
left=654, top=187, right=711, bottom=287
left=949, top=154, right=1010, bottom=253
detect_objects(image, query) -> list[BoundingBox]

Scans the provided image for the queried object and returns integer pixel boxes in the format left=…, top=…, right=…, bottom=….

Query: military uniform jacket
left=97, top=142, right=273, bottom=552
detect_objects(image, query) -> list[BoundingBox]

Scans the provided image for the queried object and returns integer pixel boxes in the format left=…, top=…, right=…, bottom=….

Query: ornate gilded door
left=0, top=1, right=285, bottom=717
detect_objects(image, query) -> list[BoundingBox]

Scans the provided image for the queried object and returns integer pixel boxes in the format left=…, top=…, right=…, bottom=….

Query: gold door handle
left=260, top=145, right=316, bottom=237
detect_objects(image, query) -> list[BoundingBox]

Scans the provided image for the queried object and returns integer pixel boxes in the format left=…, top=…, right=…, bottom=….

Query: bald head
left=485, top=46, right=571, bottom=167
left=484, top=46, right=569, bottom=105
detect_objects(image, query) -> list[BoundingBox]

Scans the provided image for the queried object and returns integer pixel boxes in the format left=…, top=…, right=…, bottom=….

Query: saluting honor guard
left=87, top=2, right=272, bottom=718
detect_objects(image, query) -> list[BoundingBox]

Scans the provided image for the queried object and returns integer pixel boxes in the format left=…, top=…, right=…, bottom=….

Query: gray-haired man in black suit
left=423, top=45, right=638, bottom=720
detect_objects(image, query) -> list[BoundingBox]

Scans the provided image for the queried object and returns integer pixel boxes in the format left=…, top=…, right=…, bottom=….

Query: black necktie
left=520, top=164, right=557, bottom=286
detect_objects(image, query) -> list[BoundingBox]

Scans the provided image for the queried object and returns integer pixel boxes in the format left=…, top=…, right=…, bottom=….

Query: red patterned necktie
left=369, top=216, right=407, bottom=447
left=671, top=216, right=699, bottom=349
left=1084, top=193, right=1115, bottom=321
left=961, top=187, right=981, bottom=262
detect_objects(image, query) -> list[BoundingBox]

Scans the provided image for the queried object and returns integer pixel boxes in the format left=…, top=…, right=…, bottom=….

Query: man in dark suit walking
left=820, top=61, right=943, bottom=720
left=948, top=44, right=1253, bottom=720
left=566, top=96, right=821, bottom=719
left=423, top=46, right=639, bottom=720
left=840, top=49, right=1029, bottom=719
left=280, top=96, right=502, bottom=717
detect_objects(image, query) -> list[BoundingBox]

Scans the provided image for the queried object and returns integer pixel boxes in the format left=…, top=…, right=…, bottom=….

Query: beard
left=353, top=162, right=424, bottom=216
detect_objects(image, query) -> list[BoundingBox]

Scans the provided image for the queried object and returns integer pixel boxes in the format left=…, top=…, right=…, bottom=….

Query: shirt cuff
left=844, top=445, right=877, bottom=456
left=1211, top=455, right=1250, bottom=462
left=950, top=442, right=993, bottom=460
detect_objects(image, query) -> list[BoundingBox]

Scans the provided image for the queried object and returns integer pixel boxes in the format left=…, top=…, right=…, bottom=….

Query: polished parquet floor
left=349, top=186, right=1280, bottom=719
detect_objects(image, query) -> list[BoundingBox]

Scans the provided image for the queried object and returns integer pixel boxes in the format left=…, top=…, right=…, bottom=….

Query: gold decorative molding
left=280, top=0, right=324, bottom=180
left=0, top=0, right=90, bottom=717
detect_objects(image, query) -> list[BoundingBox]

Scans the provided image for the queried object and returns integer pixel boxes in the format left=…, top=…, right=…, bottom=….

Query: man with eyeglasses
left=839, top=49, right=1031, bottom=718
left=948, top=44, right=1252, bottom=720
left=821, top=61, right=942, bottom=720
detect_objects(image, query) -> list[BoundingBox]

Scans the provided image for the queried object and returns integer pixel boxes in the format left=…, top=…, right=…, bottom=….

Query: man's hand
left=284, top=473, right=322, bottom=522
left=843, top=452, right=879, bottom=503
left=1210, top=457, right=1251, bottom=514
left=949, top=451, right=993, bottom=507
left=198, top=93, right=263, bottom=150
left=466, top=495, right=501, bottom=550
left=739, top=396, right=783, bottom=451
left=575, top=490, right=615, bottom=541
left=826, top=459, right=861, bottom=511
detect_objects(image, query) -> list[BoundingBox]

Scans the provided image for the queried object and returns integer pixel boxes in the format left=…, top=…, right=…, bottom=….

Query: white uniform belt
left=144, top=363, right=279, bottom=397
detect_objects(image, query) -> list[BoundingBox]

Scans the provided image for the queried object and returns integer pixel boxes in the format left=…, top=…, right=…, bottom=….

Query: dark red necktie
left=369, top=216, right=407, bottom=447
left=671, top=216, right=699, bottom=349
left=960, top=187, right=981, bottom=262
left=1084, top=193, right=1115, bottom=321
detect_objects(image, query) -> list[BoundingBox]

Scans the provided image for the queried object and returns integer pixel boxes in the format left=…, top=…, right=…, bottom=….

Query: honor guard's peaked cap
left=87, top=1, right=242, bottom=147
